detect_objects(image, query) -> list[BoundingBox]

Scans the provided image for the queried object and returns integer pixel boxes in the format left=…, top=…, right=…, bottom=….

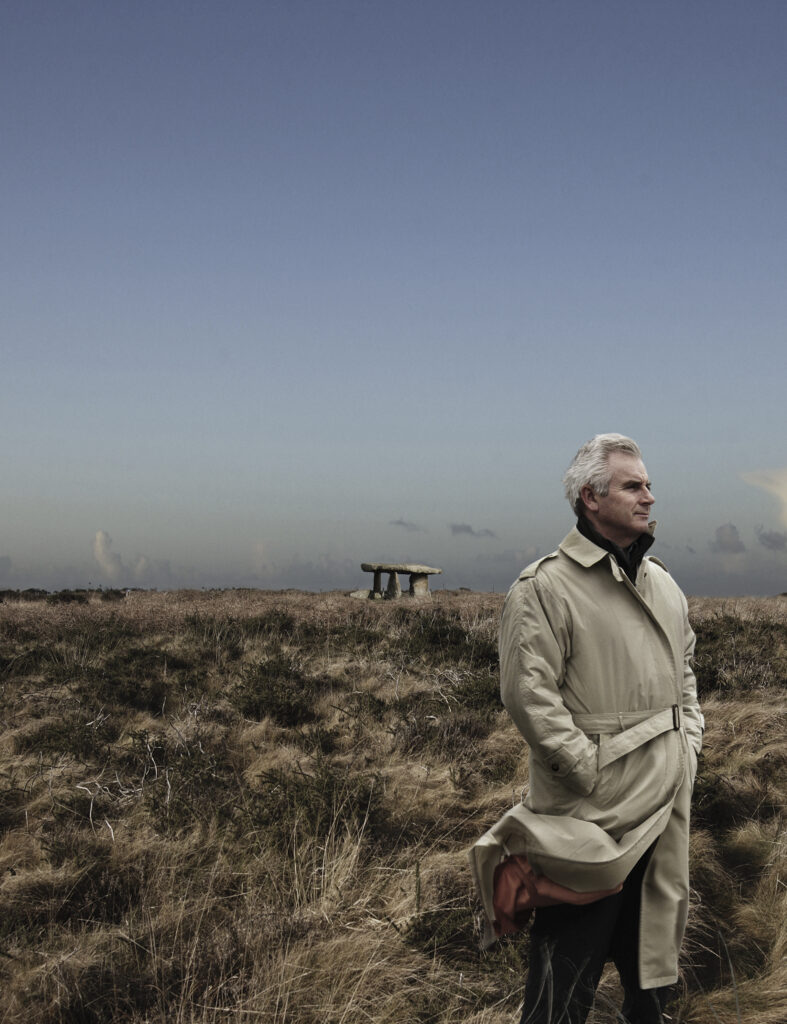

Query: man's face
left=580, top=452, right=655, bottom=547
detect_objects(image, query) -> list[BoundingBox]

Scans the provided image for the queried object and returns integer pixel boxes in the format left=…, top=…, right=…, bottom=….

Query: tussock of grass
left=689, top=597, right=787, bottom=695
left=0, top=589, right=785, bottom=1022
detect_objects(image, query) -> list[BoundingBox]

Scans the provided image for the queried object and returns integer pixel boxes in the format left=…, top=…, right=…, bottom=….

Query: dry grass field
left=0, top=588, right=785, bottom=1023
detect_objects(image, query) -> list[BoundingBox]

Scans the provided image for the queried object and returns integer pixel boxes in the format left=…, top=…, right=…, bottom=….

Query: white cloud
left=93, top=530, right=125, bottom=581
left=742, top=469, right=787, bottom=528
left=251, top=541, right=267, bottom=573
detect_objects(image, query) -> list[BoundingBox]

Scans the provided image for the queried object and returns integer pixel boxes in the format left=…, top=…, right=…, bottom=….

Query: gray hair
left=563, top=434, right=643, bottom=516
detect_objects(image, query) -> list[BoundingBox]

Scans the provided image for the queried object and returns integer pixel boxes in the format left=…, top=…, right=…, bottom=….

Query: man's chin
left=620, top=522, right=652, bottom=545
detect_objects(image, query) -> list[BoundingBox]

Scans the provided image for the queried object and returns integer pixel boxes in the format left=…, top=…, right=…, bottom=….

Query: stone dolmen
left=352, top=562, right=442, bottom=599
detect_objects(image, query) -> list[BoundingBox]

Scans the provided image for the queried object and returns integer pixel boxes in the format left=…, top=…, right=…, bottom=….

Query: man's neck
left=576, top=516, right=654, bottom=583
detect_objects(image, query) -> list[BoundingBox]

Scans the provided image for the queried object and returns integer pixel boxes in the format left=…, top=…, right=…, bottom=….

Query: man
left=471, top=434, right=703, bottom=1024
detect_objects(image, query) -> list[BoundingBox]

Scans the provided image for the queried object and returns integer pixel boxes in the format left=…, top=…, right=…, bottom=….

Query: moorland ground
left=0, top=588, right=785, bottom=1024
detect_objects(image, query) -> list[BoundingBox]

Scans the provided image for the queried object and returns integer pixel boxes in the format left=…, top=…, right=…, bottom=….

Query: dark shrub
left=253, top=756, right=388, bottom=846
left=236, top=608, right=297, bottom=639
left=128, top=728, right=234, bottom=831
left=15, top=710, right=119, bottom=761
left=692, top=614, right=786, bottom=694
left=452, top=671, right=502, bottom=712
left=391, top=609, right=498, bottom=669
left=46, top=590, right=89, bottom=604
left=231, top=656, right=318, bottom=726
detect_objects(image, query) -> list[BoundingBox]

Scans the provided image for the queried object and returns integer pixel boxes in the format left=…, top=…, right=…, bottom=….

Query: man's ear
left=580, top=484, right=598, bottom=513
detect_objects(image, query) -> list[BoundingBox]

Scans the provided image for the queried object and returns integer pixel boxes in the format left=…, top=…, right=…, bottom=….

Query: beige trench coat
left=469, top=527, right=703, bottom=989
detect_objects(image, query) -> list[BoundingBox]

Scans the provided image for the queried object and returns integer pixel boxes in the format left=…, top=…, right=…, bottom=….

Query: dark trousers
left=520, top=845, right=670, bottom=1024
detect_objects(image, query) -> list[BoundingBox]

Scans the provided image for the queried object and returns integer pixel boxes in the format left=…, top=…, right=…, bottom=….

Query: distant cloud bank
left=244, top=553, right=359, bottom=591
left=389, top=518, right=424, bottom=532
left=93, top=530, right=174, bottom=587
left=450, top=522, right=497, bottom=539
left=756, top=527, right=787, bottom=552
left=3, top=514, right=785, bottom=596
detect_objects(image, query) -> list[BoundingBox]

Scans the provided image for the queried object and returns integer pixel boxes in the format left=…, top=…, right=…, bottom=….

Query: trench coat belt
left=573, top=706, right=681, bottom=771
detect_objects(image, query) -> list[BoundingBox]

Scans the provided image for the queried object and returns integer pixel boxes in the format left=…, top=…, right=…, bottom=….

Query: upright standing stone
left=409, top=572, right=430, bottom=597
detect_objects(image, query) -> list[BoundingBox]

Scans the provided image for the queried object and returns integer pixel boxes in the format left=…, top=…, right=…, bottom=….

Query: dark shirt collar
left=576, top=515, right=654, bottom=584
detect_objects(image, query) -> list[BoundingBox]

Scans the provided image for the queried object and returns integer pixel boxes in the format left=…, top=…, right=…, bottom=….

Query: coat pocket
left=526, top=757, right=587, bottom=817
left=687, top=742, right=698, bottom=787
left=585, top=731, right=680, bottom=829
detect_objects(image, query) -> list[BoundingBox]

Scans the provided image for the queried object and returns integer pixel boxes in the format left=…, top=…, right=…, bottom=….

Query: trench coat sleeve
left=500, top=576, right=598, bottom=796
left=679, top=593, right=703, bottom=757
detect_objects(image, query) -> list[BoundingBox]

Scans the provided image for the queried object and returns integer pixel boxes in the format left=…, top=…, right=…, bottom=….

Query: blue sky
left=2, top=0, right=786, bottom=595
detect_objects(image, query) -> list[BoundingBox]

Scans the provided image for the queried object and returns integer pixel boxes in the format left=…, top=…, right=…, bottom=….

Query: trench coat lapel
left=559, top=527, right=680, bottom=669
